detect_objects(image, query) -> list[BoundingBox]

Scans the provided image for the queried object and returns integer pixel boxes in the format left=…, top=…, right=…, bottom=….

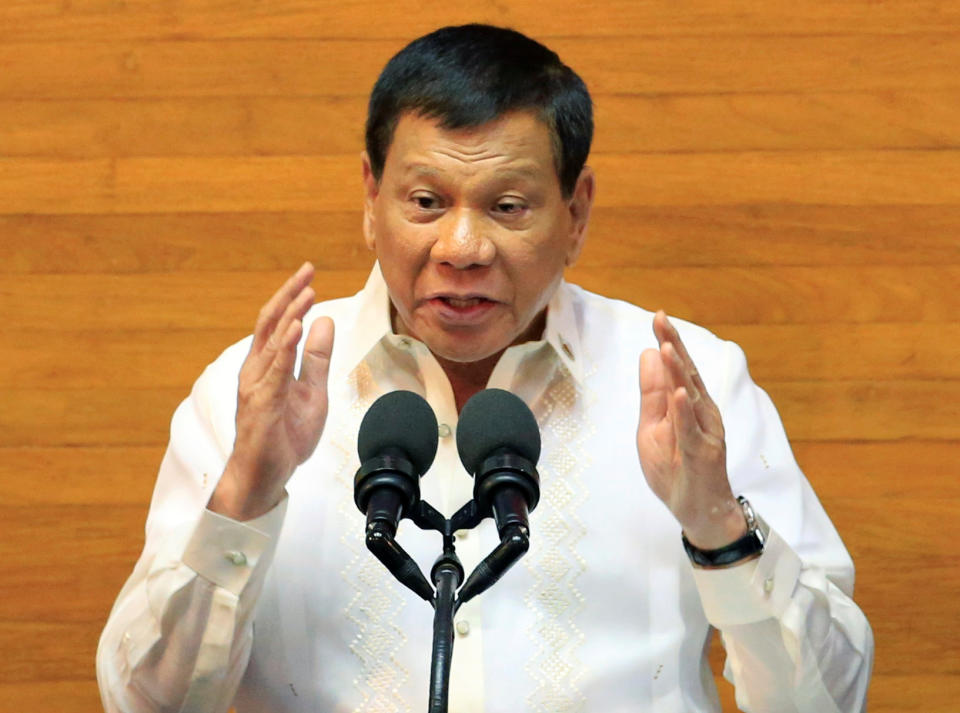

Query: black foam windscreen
left=357, top=390, right=439, bottom=475
left=456, top=388, right=541, bottom=475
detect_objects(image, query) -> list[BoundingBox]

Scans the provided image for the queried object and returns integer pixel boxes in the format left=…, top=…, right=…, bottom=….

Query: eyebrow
left=402, top=163, right=442, bottom=177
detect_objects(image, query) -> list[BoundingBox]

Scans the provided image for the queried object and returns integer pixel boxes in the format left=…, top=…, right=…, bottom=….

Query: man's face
left=362, top=111, right=594, bottom=364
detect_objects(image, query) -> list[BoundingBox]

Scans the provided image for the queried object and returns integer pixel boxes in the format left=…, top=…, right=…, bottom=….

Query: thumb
left=298, top=316, right=334, bottom=390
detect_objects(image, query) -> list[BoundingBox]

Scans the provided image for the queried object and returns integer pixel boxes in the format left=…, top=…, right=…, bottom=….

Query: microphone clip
left=473, top=452, right=540, bottom=534
left=354, top=453, right=420, bottom=534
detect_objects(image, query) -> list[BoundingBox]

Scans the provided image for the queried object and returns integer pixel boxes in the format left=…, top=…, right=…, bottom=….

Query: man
left=98, top=24, right=873, bottom=713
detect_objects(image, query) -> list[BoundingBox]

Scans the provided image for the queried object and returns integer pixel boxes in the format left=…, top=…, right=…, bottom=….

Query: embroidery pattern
left=336, top=365, right=412, bottom=713
left=524, top=367, right=595, bottom=713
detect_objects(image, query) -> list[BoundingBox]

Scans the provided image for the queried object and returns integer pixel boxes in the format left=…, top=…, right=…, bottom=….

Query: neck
left=390, top=306, right=549, bottom=412
left=435, top=351, right=503, bottom=413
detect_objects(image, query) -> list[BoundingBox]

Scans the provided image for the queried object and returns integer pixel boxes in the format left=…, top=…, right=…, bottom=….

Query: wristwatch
left=682, top=496, right=767, bottom=569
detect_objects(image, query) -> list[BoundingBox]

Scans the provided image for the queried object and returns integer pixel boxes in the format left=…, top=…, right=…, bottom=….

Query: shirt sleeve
left=690, top=339, right=874, bottom=713
left=96, top=340, right=288, bottom=713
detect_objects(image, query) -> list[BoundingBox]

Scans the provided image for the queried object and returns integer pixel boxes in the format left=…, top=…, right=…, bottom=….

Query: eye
left=411, top=192, right=441, bottom=210
left=494, top=197, right=527, bottom=215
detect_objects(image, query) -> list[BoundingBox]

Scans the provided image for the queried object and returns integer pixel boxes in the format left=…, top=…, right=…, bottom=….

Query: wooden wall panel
left=5, top=91, right=960, bottom=159
left=5, top=150, right=960, bottom=215
left=2, top=2, right=958, bottom=711
left=3, top=206, right=959, bottom=273
left=4, top=1, right=960, bottom=40
left=3, top=323, right=955, bottom=394
left=3, top=35, right=960, bottom=99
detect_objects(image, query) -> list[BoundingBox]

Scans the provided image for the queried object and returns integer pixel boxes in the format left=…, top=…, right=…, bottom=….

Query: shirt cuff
left=690, top=526, right=803, bottom=627
left=182, top=495, right=288, bottom=596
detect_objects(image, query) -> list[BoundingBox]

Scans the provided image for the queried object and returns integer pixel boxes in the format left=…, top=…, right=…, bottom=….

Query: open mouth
left=429, top=295, right=498, bottom=322
left=440, top=296, right=488, bottom=309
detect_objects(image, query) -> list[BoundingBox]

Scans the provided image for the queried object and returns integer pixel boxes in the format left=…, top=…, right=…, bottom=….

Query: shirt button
left=455, top=529, right=469, bottom=541
left=455, top=620, right=471, bottom=636
left=225, top=550, right=247, bottom=566
left=559, top=336, right=575, bottom=361
left=438, top=423, right=452, bottom=438
left=763, top=577, right=775, bottom=593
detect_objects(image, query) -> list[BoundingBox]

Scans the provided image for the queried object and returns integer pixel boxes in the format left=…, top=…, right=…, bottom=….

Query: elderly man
left=97, top=24, right=873, bottom=713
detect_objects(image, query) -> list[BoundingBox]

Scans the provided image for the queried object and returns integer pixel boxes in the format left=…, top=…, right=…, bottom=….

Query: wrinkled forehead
left=381, top=108, right=563, bottom=185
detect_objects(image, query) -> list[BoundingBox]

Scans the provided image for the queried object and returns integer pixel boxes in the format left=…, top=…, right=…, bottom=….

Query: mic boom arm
left=454, top=451, right=539, bottom=608
left=455, top=522, right=529, bottom=608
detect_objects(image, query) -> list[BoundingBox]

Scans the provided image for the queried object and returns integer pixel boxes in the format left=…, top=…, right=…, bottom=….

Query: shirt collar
left=338, top=263, right=585, bottom=386
left=542, top=277, right=584, bottom=384
left=336, top=262, right=394, bottom=373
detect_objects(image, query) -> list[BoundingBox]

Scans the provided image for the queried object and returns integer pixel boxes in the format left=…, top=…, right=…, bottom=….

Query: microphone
left=455, top=388, right=541, bottom=605
left=354, top=390, right=439, bottom=533
left=354, top=390, right=439, bottom=602
left=456, top=388, right=541, bottom=534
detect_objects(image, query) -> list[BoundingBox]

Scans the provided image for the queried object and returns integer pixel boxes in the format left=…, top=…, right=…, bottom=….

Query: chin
left=428, top=343, right=500, bottom=365
left=423, top=332, right=508, bottom=365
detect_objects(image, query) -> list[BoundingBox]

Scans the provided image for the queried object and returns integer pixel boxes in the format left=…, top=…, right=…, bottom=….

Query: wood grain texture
left=3, top=36, right=960, bottom=99
left=0, top=447, right=164, bottom=506
left=5, top=150, right=960, bottom=215
left=0, top=682, right=103, bottom=713
left=5, top=91, right=960, bottom=159
left=5, top=380, right=957, bottom=447
left=3, top=323, right=954, bottom=393
left=2, top=2, right=958, bottom=710
left=6, top=0, right=960, bottom=40
left=3, top=206, right=959, bottom=273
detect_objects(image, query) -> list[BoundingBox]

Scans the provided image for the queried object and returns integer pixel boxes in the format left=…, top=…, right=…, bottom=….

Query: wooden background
left=2, top=1, right=958, bottom=711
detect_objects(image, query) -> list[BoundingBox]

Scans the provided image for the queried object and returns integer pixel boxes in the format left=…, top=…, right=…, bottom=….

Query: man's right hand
left=208, top=262, right=335, bottom=521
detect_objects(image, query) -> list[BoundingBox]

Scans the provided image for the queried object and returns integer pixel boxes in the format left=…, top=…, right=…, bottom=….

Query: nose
left=430, top=208, right=495, bottom=269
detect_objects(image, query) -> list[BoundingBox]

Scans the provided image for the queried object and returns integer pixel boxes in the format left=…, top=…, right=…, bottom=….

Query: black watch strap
left=682, top=496, right=766, bottom=569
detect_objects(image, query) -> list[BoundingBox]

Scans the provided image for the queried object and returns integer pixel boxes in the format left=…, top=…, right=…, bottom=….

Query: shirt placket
left=408, top=341, right=487, bottom=713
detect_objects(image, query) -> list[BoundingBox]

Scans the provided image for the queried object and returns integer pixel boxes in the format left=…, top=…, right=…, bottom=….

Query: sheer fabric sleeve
left=96, top=341, right=288, bottom=713
left=691, top=340, right=874, bottom=713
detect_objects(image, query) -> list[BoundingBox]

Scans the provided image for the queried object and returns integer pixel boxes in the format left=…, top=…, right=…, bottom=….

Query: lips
left=427, top=294, right=499, bottom=324
left=440, top=296, right=486, bottom=308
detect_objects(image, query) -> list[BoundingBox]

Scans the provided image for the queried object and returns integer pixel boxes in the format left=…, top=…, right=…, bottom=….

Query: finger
left=248, top=284, right=315, bottom=382
left=298, top=316, right=335, bottom=390
left=270, top=285, right=315, bottom=354
left=653, top=310, right=709, bottom=399
left=263, top=318, right=303, bottom=389
left=638, top=348, right=668, bottom=427
left=662, top=341, right=716, bottom=433
left=252, top=262, right=315, bottom=353
left=672, top=386, right=703, bottom=451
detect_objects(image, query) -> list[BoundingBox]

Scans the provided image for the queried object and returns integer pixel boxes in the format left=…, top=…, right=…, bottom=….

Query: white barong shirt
left=97, top=265, right=873, bottom=713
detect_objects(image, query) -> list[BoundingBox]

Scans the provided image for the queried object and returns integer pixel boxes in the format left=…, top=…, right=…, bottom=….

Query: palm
left=285, top=378, right=329, bottom=463
left=637, top=355, right=686, bottom=507
left=211, top=264, right=334, bottom=521
left=235, top=314, right=334, bottom=486
left=636, top=312, right=737, bottom=547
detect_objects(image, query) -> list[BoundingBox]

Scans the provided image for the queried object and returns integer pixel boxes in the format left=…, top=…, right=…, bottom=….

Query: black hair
left=365, top=24, right=593, bottom=197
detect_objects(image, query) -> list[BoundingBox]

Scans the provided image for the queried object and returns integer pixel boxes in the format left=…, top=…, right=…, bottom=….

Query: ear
left=564, top=166, right=596, bottom=267
left=361, top=151, right=380, bottom=251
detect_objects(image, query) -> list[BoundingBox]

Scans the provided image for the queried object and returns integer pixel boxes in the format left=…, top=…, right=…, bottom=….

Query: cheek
left=374, top=221, right=433, bottom=298
left=504, top=244, right=567, bottom=308
left=514, top=226, right=573, bottom=274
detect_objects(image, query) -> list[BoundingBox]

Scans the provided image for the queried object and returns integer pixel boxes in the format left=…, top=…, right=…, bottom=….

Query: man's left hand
left=637, top=311, right=747, bottom=549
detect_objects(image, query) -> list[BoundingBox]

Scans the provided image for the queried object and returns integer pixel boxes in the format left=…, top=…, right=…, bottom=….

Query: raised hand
left=209, top=262, right=335, bottom=521
left=637, top=311, right=746, bottom=549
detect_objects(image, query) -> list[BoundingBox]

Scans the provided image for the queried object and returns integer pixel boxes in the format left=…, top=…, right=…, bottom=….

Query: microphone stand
left=358, top=474, right=536, bottom=713
left=353, top=389, right=540, bottom=712
left=428, top=531, right=463, bottom=713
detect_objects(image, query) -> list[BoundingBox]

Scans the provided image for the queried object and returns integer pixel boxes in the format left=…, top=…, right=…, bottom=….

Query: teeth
left=445, top=297, right=482, bottom=308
